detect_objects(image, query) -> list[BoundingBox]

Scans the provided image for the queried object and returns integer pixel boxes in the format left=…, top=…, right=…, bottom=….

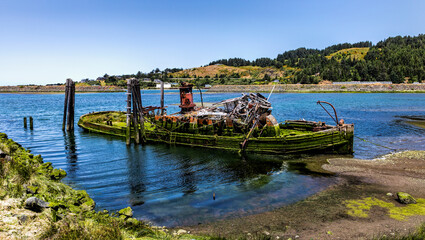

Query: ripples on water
left=1, top=92, right=424, bottom=226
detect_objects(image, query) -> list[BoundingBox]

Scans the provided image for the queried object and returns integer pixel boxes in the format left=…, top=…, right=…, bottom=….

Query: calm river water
left=1, top=91, right=424, bottom=226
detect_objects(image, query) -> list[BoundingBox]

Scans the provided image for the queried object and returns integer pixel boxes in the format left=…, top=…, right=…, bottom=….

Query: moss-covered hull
left=78, top=111, right=354, bottom=155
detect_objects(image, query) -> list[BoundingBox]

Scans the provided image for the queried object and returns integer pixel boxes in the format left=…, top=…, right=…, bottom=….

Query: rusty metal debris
left=179, top=92, right=272, bottom=129
left=316, top=101, right=339, bottom=125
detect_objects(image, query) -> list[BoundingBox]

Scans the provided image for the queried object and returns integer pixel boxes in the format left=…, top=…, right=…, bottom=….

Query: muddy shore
left=186, top=151, right=425, bottom=240
left=208, top=83, right=425, bottom=93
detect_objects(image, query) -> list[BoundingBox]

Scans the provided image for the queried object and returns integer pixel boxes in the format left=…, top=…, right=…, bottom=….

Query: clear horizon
left=1, top=0, right=425, bottom=85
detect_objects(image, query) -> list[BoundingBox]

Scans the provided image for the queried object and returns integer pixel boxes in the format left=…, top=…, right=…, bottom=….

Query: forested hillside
left=76, top=34, right=425, bottom=86
left=207, top=35, right=425, bottom=84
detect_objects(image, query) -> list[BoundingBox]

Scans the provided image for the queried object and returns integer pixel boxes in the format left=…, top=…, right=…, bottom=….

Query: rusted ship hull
left=78, top=111, right=354, bottom=155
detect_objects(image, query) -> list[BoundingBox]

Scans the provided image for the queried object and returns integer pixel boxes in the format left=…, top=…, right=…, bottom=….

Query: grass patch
left=326, top=47, right=370, bottom=61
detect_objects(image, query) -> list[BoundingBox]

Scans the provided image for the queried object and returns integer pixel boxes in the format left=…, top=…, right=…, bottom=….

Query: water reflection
left=126, top=146, right=147, bottom=206
left=63, top=131, right=78, bottom=178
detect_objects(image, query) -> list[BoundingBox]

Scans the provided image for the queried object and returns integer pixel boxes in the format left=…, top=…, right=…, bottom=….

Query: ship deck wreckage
left=78, top=81, right=354, bottom=155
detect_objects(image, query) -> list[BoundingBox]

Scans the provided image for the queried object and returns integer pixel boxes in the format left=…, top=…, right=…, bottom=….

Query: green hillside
left=169, top=64, right=300, bottom=85
left=325, top=47, right=369, bottom=61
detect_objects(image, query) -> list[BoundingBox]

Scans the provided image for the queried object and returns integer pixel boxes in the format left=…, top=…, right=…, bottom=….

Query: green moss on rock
left=26, top=185, right=39, bottom=194
left=118, top=207, right=133, bottom=218
left=345, top=197, right=425, bottom=221
left=397, top=192, right=417, bottom=204
left=81, top=198, right=96, bottom=211
left=50, top=168, right=67, bottom=180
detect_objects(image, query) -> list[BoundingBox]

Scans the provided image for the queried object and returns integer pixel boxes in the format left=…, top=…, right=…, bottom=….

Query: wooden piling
left=66, top=80, right=75, bottom=131
left=197, top=84, right=204, bottom=108
left=135, top=80, right=146, bottom=144
left=126, top=79, right=132, bottom=145
left=131, top=80, right=140, bottom=144
left=62, top=79, right=70, bottom=130
left=29, top=116, right=33, bottom=130
left=23, top=117, right=27, bottom=128
left=160, top=81, right=164, bottom=115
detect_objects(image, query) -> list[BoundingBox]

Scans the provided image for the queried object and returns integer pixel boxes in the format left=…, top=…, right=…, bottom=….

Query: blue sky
left=1, top=0, right=425, bottom=85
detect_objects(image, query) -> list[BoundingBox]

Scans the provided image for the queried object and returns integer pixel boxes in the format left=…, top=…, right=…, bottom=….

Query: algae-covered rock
left=118, top=207, right=133, bottom=218
left=26, top=185, right=39, bottom=194
left=81, top=198, right=96, bottom=211
left=36, top=162, right=53, bottom=175
left=25, top=197, right=49, bottom=212
left=0, top=189, right=7, bottom=199
left=36, top=162, right=67, bottom=180
left=176, top=229, right=187, bottom=235
left=126, top=217, right=139, bottom=225
left=49, top=201, right=66, bottom=210
left=50, top=168, right=67, bottom=180
left=397, top=192, right=417, bottom=204
left=75, top=190, right=90, bottom=201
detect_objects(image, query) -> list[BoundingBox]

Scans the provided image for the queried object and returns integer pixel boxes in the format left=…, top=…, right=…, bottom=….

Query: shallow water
left=1, top=92, right=424, bottom=226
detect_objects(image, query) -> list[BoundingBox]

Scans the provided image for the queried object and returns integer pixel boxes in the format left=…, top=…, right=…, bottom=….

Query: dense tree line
left=209, top=57, right=283, bottom=68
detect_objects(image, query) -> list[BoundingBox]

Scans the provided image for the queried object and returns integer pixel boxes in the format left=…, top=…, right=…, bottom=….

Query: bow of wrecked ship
left=78, top=81, right=354, bottom=155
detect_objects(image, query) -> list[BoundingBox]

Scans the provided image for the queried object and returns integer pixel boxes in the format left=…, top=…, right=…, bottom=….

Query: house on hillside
left=155, top=82, right=172, bottom=88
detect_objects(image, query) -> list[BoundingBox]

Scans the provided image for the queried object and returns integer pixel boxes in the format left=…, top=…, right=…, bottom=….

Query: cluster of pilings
left=62, top=78, right=75, bottom=131
left=126, top=79, right=146, bottom=145
left=23, top=117, right=34, bottom=130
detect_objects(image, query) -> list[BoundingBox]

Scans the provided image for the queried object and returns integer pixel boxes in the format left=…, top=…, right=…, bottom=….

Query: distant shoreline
left=208, top=83, right=425, bottom=93
left=2, top=83, right=425, bottom=94
left=0, top=85, right=124, bottom=94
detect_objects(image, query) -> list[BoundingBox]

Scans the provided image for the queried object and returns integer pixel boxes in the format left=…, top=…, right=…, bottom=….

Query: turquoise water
left=1, top=91, right=424, bottom=226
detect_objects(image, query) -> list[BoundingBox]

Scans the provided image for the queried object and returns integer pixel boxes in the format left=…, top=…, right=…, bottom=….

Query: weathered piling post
left=125, top=79, right=146, bottom=145
left=62, top=78, right=70, bottom=130
left=160, top=81, right=164, bottom=115
left=23, top=117, right=27, bottom=128
left=126, top=79, right=132, bottom=145
left=131, top=80, right=140, bottom=144
left=63, top=78, right=75, bottom=131
left=29, top=116, right=33, bottom=130
left=135, top=80, right=146, bottom=144
left=66, top=79, right=75, bottom=131
left=197, top=84, right=204, bottom=108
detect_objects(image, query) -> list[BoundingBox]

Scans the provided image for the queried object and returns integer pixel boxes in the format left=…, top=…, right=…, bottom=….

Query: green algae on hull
left=78, top=111, right=354, bottom=155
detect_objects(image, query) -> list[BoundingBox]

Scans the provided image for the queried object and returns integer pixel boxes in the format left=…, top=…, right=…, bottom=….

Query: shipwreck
left=78, top=81, right=354, bottom=155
